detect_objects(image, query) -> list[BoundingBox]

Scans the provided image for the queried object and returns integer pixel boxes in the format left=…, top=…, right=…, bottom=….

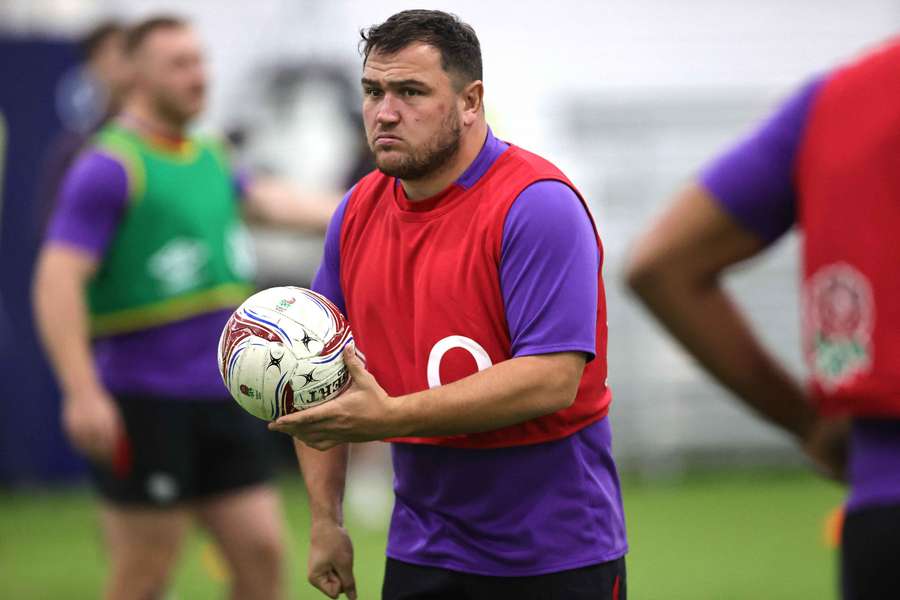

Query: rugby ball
left=218, top=286, right=352, bottom=420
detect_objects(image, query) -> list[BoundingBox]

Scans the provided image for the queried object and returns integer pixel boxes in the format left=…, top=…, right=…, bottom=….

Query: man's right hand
left=308, top=519, right=357, bottom=600
left=62, top=387, right=124, bottom=464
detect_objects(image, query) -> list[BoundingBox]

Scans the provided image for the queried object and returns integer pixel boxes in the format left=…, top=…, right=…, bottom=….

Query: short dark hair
left=360, top=10, right=482, bottom=87
left=80, top=20, right=124, bottom=61
left=124, top=15, right=189, bottom=55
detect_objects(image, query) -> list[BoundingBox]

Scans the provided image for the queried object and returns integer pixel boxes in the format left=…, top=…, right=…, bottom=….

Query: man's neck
left=401, top=120, right=488, bottom=201
left=119, top=97, right=186, bottom=142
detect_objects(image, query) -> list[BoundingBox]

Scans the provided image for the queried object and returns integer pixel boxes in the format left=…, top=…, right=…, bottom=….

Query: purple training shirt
left=45, top=147, right=245, bottom=400
left=701, top=76, right=900, bottom=513
left=312, top=129, right=627, bottom=575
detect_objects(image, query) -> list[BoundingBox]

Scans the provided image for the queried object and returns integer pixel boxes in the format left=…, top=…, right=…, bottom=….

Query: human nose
left=375, top=94, right=401, bottom=125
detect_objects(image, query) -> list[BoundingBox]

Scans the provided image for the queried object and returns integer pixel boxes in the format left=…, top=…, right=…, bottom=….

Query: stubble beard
left=372, top=110, right=462, bottom=181
left=153, top=88, right=203, bottom=130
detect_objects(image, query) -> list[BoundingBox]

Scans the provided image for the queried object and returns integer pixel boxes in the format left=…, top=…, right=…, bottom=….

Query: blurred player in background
left=626, top=35, right=900, bottom=600
left=76, top=20, right=133, bottom=121
left=37, top=20, right=132, bottom=229
left=272, top=9, right=627, bottom=600
left=33, top=15, right=335, bottom=600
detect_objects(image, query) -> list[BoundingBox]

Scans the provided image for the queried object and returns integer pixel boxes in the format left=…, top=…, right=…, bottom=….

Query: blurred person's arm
left=33, top=245, right=123, bottom=463
left=32, top=151, right=128, bottom=463
left=626, top=184, right=813, bottom=437
left=242, top=176, right=338, bottom=233
left=626, top=76, right=847, bottom=480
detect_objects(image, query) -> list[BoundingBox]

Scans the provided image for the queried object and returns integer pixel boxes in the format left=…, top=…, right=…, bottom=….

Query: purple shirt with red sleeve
left=312, top=129, right=627, bottom=575
left=45, top=147, right=246, bottom=400
left=701, top=77, right=900, bottom=513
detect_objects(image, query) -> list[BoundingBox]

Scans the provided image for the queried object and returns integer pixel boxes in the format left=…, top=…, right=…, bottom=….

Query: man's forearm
left=630, top=273, right=814, bottom=440
left=244, top=178, right=337, bottom=233
left=390, top=352, right=584, bottom=438
left=626, top=185, right=815, bottom=440
left=295, top=441, right=349, bottom=523
left=270, top=349, right=587, bottom=448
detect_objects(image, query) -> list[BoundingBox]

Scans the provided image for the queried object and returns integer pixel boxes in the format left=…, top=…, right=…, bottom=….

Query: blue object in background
left=0, top=38, right=86, bottom=485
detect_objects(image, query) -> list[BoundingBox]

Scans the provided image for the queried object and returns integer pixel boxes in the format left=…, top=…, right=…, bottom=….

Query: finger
left=273, top=411, right=311, bottom=426
left=97, top=407, right=124, bottom=462
left=83, top=437, right=111, bottom=464
left=97, top=422, right=118, bottom=460
left=271, top=423, right=338, bottom=447
left=310, top=571, right=341, bottom=599
left=93, top=442, right=115, bottom=464
left=268, top=420, right=295, bottom=434
left=269, top=414, right=311, bottom=433
left=69, top=423, right=106, bottom=462
left=72, top=432, right=96, bottom=459
left=110, top=408, right=126, bottom=441
left=269, top=417, right=318, bottom=435
left=83, top=423, right=114, bottom=463
left=334, top=560, right=357, bottom=600
left=73, top=435, right=97, bottom=459
left=275, top=403, right=336, bottom=427
left=342, top=344, right=370, bottom=383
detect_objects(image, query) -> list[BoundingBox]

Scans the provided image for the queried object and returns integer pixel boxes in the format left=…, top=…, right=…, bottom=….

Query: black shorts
left=841, top=502, right=900, bottom=599
left=382, top=557, right=626, bottom=600
left=89, top=394, right=275, bottom=507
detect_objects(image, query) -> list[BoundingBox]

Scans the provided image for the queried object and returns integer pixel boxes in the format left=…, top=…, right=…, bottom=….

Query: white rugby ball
left=218, top=286, right=353, bottom=420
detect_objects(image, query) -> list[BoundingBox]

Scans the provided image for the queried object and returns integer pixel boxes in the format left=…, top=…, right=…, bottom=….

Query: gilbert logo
left=804, top=263, right=874, bottom=390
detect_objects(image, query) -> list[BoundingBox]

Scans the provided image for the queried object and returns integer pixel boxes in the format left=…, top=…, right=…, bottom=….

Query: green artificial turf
left=0, top=469, right=844, bottom=599
left=623, top=470, right=844, bottom=600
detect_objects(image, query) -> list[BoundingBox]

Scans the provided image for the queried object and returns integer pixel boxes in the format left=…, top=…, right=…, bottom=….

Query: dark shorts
left=89, top=394, right=275, bottom=507
left=382, top=557, right=626, bottom=600
left=841, top=503, right=900, bottom=600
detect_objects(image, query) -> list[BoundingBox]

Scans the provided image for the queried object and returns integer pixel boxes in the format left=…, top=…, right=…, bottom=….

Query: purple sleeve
left=233, top=169, right=251, bottom=200
left=700, top=76, right=825, bottom=243
left=310, top=188, right=353, bottom=315
left=501, top=180, right=599, bottom=361
left=45, top=150, right=129, bottom=258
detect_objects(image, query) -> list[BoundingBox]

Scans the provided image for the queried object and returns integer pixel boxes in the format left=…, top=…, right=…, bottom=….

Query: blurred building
left=2, top=0, right=899, bottom=484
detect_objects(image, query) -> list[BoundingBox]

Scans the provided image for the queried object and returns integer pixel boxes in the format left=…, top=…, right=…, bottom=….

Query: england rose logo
left=804, top=263, right=874, bottom=390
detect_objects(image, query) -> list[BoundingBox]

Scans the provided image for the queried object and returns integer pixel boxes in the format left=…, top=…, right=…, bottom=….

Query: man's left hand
left=803, top=416, right=850, bottom=483
left=269, top=344, right=400, bottom=450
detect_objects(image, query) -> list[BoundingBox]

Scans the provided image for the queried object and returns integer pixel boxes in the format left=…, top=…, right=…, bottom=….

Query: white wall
left=6, top=0, right=899, bottom=470
left=10, top=1, right=894, bottom=134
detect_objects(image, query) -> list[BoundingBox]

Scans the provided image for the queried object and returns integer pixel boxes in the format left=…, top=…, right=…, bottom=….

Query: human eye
left=401, top=88, right=422, bottom=97
left=363, top=86, right=383, bottom=97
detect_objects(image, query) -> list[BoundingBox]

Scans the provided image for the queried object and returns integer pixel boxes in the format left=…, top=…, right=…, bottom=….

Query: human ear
left=459, top=80, right=484, bottom=126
